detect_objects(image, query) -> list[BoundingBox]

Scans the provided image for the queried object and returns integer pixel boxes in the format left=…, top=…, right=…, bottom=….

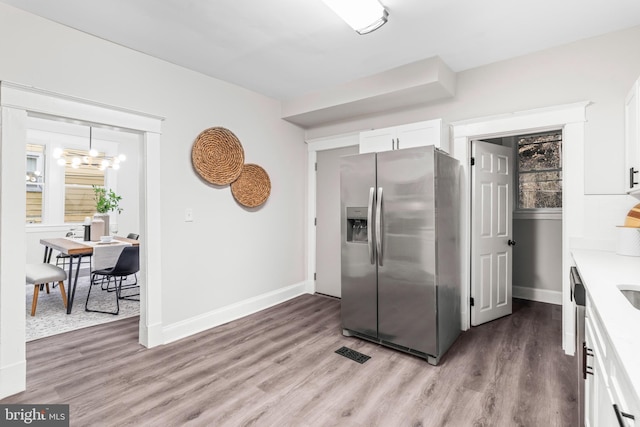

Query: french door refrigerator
left=340, top=145, right=460, bottom=365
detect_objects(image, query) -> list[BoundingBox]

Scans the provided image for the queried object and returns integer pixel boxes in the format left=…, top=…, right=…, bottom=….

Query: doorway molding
left=451, top=101, right=589, bottom=356
left=0, top=81, right=164, bottom=399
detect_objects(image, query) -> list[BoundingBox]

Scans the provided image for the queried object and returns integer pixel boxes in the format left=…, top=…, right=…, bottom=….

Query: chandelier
left=52, top=127, right=126, bottom=170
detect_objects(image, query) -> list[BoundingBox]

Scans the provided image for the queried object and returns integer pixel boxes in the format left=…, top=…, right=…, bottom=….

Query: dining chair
left=122, top=232, right=140, bottom=289
left=85, top=245, right=139, bottom=315
left=102, top=232, right=140, bottom=292
left=26, top=263, right=68, bottom=316
left=99, top=232, right=139, bottom=292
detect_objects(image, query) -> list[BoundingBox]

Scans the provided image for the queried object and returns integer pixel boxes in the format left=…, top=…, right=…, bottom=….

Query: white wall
left=0, top=3, right=306, bottom=335
left=513, top=219, right=562, bottom=301
left=111, top=130, right=141, bottom=238
left=305, top=24, right=640, bottom=248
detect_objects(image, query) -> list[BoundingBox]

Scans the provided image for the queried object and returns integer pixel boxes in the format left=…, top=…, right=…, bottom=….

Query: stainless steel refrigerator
left=340, top=145, right=460, bottom=365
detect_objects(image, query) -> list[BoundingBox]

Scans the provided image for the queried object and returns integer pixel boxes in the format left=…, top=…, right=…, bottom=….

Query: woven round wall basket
left=231, top=164, right=271, bottom=208
left=192, top=127, right=245, bottom=185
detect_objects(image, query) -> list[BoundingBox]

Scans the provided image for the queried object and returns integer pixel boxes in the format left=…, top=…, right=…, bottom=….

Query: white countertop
left=572, top=249, right=640, bottom=403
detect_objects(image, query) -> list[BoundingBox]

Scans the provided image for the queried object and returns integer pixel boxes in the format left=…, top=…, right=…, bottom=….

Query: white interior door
left=471, top=140, right=513, bottom=326
left=316, top=145, right=358, bottom=297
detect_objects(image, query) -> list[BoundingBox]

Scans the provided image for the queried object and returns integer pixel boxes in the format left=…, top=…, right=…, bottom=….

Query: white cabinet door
left=608, top=350, right=639, bottom=426
left=395, top=119, right=442, bottom=150
left=585, top=315, right=616, bottom=427
left=625, top=79, right=640, bottom=193
left=585, top=318, right=596, bottom=427
left=594, top=354, right=618, bottom=427
left=359, top=119, right=443, bottom=154
left=585, top=297, right=640, bottom=427
left=359, top=127, right=396, bottom=154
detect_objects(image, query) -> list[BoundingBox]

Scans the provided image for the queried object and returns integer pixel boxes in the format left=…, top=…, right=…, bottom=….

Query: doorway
left=0, top=82, right=164, bottom=399
left=24, top=116, right=142, bottom=341
left=315, top=145, right=359, bottom=297
left=470, top=131, right=563, bottom=327
left=451, top=102, right=588, bottom=356
left=305, top=133, right=359, bottom=298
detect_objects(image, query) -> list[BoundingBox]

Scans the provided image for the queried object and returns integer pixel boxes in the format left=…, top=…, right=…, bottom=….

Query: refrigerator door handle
left=368, top=187, right=375, bottom=264
left=376, top=187, right=383, bottom=266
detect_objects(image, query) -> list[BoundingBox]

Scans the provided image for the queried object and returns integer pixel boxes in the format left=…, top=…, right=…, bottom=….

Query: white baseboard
left=162, top=281, right=311, bottom=345
left=0, top=360, right=26, bottom=400
left=139, top=321, right=164, bottom=349
left=513, top=285, right=562, bottom=305
left=460, top=306, right=469, bottom=331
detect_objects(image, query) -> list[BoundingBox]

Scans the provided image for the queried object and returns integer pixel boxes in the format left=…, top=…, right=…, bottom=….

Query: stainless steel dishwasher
left=571, top=266, right=587, bottom=426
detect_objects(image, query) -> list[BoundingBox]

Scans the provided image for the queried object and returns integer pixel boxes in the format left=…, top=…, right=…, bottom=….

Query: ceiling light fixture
left=53, top=126, right=126, bottom=170
left=322, top=0, right=389, bottom=35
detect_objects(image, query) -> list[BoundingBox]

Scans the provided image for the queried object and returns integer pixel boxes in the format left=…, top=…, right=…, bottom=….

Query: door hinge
left=314, top=217, right=317, bottom=226
left=470, top=297, right=475, bottom=306
left=470, top=157, right=475, bottom=166
left=314, top=272, right=316, bottom=281
left=315, top=162, right=317, bottom=171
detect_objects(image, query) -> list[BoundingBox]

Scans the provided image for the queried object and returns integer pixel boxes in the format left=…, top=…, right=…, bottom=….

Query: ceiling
left=3, top=0, right=640, bottom=104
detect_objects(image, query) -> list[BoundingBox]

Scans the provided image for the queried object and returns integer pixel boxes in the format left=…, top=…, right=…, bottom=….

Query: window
left=516, top=130, right=562, bottom=210
left=24, top=118, right=129, bottom=225
left=63, top=148, right=105, bottom=223
left=25, top=145, right=106, bottom=224
left=26, top=144, right=45, bottom=224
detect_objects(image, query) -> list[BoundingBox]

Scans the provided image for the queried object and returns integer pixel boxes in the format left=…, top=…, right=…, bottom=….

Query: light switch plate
left=185, top=208, right=193, bottom=222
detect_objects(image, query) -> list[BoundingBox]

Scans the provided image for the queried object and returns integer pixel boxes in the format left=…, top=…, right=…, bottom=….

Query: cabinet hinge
left=314, top=218, right=317, bottom=226
left=470, top=157, right=475, bottom=166
left=470, top=297, right=475, bottom=306
left=315, top=162, right=317, bottom=171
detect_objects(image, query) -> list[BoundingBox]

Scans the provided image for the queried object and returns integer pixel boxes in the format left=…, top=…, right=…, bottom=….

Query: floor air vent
left=335, top=346, right=371, bottom=364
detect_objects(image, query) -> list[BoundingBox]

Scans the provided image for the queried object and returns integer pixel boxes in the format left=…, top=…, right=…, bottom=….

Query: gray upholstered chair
left=26, top=263, right=68, bottom=316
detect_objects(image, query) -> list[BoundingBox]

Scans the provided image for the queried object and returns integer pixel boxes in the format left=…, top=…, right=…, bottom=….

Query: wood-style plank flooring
left=2, top=295, right=577, bottom=426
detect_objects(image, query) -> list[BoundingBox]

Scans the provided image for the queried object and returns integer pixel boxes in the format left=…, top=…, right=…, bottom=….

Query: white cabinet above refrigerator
left=359, top=119, right=447, bottom=154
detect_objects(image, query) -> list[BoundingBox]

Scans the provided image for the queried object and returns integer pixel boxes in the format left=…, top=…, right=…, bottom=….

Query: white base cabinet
left=585, top=297, right=638, bottom=426
left=359, top=119, right=447, bottom=154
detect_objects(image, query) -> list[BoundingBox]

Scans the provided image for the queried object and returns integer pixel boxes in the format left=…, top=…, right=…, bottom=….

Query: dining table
left=40, top=236, right=140, bottom=314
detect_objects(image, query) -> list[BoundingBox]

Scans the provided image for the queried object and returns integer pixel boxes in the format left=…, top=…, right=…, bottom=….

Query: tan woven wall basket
left=192, top=127, right=245, bottom=185
left=231, top=164, right=271, bottom=208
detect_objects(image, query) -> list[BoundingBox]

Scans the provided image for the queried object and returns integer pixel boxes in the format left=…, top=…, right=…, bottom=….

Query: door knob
left=508, top=240, right=516, bottom=246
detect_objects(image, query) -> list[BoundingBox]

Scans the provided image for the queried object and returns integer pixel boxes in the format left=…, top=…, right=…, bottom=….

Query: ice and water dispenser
left=346, top=207, right=368, bottom=243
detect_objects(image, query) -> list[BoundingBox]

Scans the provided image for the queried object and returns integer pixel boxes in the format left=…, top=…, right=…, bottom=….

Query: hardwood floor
left=1, top=295, right=578, bottom=426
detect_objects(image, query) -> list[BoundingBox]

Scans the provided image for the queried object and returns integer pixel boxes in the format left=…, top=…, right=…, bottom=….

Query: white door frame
left=451, top=101, right=589, bottom=356
left=0, top=81, right=164, bottom=399
left=306, top=133, right=359, bottom=294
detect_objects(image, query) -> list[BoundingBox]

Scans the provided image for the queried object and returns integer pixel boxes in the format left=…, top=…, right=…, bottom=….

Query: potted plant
left=92, top=185, right=123, bottom=237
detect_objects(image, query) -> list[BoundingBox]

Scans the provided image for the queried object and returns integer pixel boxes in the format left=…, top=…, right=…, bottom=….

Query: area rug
left=25, top=273, right=139, bottom=342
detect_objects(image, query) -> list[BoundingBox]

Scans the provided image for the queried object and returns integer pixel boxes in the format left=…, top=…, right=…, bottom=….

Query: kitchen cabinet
left=625, top=78, right=640, bottom=194
left=359, top=119, right=446, bottom=154
left=585, top=298, right=638, bottom=426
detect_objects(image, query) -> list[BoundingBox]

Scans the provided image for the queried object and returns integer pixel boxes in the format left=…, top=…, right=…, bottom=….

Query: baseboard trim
left=139, top=321, right=164, bottom=349
left=162, top=281, right=310, bottom=345
left=0, top=360, right=26, bottom=399
left=513, top=286, right=562, bottom=305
